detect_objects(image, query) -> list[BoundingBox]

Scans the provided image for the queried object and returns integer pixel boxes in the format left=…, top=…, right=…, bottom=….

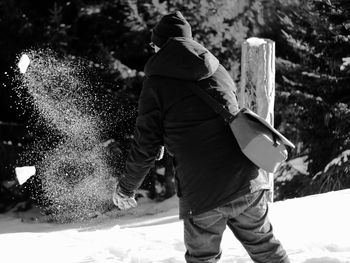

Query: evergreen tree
left=273, top=0, right=350, bottom=195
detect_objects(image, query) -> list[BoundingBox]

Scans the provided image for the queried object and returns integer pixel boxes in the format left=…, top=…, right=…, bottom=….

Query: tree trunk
left=239, top=37, right=276, bottom=202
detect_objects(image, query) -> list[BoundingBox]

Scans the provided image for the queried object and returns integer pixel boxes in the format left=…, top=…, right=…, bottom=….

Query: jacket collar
left=144, top=37, right=219, bottom=81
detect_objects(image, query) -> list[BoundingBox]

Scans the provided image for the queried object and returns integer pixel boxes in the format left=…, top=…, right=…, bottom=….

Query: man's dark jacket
left=120, top=37, right=269, bottom=218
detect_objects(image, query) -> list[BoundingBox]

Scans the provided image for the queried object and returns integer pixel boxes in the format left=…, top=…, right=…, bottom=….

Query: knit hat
left=151, top=11, right=192, bottom=48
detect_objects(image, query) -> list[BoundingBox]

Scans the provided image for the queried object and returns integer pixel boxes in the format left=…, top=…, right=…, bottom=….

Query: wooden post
left=239, top=37, right=276, bottom=202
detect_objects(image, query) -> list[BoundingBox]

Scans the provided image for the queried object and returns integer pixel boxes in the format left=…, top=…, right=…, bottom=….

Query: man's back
left=126, top=37, right=269, bottom=218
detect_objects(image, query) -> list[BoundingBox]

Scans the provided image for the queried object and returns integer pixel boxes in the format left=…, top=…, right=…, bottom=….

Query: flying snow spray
left=15, top=55, right=35, bottom=185
left=18, top=54, right=30, bottom=74
left=13, top=49, right=128, bottom=222
left=15, top=166, right=36, bottom=185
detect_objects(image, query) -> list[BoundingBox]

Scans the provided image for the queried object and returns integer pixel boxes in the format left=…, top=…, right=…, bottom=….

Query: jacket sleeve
left=119, top=78, right=163, bottom=196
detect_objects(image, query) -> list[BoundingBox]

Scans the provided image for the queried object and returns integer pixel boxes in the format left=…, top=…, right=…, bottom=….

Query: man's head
left=151, top=11, right=192, bottom=49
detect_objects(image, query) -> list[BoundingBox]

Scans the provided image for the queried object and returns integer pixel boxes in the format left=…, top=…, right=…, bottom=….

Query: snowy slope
left=0, top=189, right=350, bottom=263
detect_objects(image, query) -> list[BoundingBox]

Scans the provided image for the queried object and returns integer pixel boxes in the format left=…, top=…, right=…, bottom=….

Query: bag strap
left=192, top=81, right=295, bottom=148
left=190, top=80, right=237, bottom=123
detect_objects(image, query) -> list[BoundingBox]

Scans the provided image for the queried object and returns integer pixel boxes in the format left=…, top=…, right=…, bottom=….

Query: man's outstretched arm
left=115, top=79, right=163, bottom=207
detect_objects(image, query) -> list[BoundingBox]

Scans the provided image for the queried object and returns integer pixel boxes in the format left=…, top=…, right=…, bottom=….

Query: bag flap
left=241, top=108, right=295, bottom=149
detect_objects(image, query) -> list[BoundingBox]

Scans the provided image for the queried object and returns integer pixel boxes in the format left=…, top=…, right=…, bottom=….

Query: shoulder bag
left=190, top=82, right=295, bottom=173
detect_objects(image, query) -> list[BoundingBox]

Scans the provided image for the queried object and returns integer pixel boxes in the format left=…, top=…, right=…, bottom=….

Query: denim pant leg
left=227, top=190, right=290, bottom=263
left=183, top=209, right=227, bottom=263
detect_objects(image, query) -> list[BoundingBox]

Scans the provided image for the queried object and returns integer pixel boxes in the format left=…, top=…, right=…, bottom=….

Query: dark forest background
left=0, top=0, right=349, bottom=212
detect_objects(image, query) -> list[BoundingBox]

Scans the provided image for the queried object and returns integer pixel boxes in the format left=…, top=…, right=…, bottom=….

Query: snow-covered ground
left=1, top=189, right=350, bottom=263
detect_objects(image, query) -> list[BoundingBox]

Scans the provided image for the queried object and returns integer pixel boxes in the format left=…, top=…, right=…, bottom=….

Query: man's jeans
left=183, top=190, right=290, bottom=263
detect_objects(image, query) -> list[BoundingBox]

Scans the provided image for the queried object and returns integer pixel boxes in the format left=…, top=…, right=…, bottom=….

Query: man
left=113, top=11, right=290, bottom=263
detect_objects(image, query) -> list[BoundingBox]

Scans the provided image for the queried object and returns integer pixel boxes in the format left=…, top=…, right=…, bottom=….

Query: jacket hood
left=144, top=37, right=219, bottom=81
